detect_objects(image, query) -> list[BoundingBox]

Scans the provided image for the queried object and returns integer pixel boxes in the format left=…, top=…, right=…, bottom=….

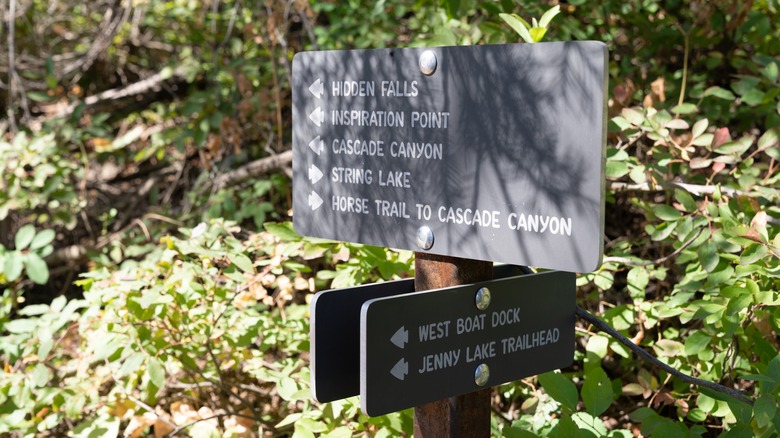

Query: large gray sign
left=292, top=42, right=608, bottom=272
left=360, top=271, right=575, bottom=417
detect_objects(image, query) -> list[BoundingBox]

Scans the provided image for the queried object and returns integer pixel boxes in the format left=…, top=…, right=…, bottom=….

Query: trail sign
left=359, top=270, right=575, bottom=417
left=292, top=42, right=608, bottom=273
left=310, top=265, right=526, bottom=403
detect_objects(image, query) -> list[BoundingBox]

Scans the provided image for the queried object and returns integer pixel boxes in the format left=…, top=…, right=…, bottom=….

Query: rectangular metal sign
left=292, top=42, right=608, bottom=272
left=359, top=271, right=575, bottom=417
left=310, top=265, right=526, bottom=403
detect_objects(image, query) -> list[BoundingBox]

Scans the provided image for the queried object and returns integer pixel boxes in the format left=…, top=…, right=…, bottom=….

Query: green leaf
left=147, top=357, right=166, bottom=389
left=538, top=372, right=578, bottom=412
left=687, top=407, right=707, bottom=422
left=651, top=221, right=677, bottom=241
left=689, top=157, right=712, bottom=169
left=528, top=27, right=548, bottom=43
left=538, top=5, right=561, bottom=28
left=606, top=161, right=629, bottom=178
left=32, top=363, right=52, bottom=387
left=4, top=252, right=24, bottom=282
left=611, top=116, right=632, bottom=131
left=754, top=394, right=777, bottom=428
left=24, top=253, right=49, bottom=284
left=118, top=352, right=145, bottom=377
left=665, top=119, right=689, bottom=130
left=15, top=224, right=36, bottom=250
left=18, top=303, right=49, bottom=316
left=622, top=383, right=645, bottom=396
left=672, top=103, right=698, bottom=114
left=653, top=204, right=681, bottom=221
left=38, top=338, right=54, bottom=360
left=692, top=118, right=709, bottom=138
left=586, top=334, right=609, bottom=358
left=572, top=412, right=609, bottom=436
left=627, top=267, right=649, bottom=298
left=715, top=138, right=752, bottom=155
left=27, top=91, right=53, bottom=102
left=762, top=62, right=778, bottom=83
left=231, top=253, right=255, bottom=273
left=629, top=165, right=646, bottom=184
left=653, top=339, right=684, bottom=357
left=278, top=377, right=300, bottom=401
left=674, top=189, right=697, bottom=212
left=4, top=318, right=37, bottom=333
left=29, top=229, right=55, bottom=250
left=499, top=13, right=534, bottom=44
left=684, top=331, right=710, bottom=356
left=264, top=222, right=301, bottom=242
left=697, top=242, right=720, bottom=272
left=740, top=244, right=768, bottom=266
left=758, top=128, right=779, bottom=150
left=621, top=108, right=645, bottom=126
left=582, top=366, right=614, bottom=416
left=593, top=270, right=614, bottom=290
left=741, top=88, right=765, bottom=106
left=691, top=133, right=714, bottom=147
left=703, top=86, right=736, bottom=101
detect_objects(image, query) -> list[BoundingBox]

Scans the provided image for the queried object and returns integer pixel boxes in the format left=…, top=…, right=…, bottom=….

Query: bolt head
left=475, top=287, right=491, bottom=311
left=474, top=363, right=490, bottom=387
left=416, top=226, right=434, bottom=250
left=419, top=50, right=437, bottom=76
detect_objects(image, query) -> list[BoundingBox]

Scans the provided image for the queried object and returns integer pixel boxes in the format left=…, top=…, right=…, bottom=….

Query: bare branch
left=610, top=180, right=746, bottom=198
left=603, top=228, right=704, bottom=266
left=30, top=65, right=186, bottom=129
left=6, top=0, right=17, bottom=133
left=212, top=150, right=292, bottom=190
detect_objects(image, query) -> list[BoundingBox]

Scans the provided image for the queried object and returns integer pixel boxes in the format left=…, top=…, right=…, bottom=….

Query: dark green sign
left=360, top=271, right=575, bottom=416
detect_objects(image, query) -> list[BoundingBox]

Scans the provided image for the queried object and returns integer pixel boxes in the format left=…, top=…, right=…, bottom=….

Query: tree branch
left=609, top=180, right=746, bottom=198
left=30, top=65, right=187, bottom=129
left=576, top=305, right=754, bottom=406
left=212, top=150, right=292, bottom=190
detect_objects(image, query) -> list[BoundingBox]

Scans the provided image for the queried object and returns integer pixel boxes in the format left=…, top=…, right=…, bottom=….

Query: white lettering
left=331, top=196, right=370, bottom=214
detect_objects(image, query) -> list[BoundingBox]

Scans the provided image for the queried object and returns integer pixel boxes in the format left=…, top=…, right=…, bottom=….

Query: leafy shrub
left=0, top=220, right=413, bottom=436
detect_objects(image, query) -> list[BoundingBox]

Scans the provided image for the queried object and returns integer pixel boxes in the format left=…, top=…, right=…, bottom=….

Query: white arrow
left=309, top=107, right=325, bottom=127
left=308, top=191, right=323, bottom=210
left=308, top=164, right=323, bottom=184
left=308, top=135, right=325, bottom=155
left=390, top=326, right=408, bottom=349
left=390, top=358, right=408, bottom=381
left=309, top=78, right=324, bottom=99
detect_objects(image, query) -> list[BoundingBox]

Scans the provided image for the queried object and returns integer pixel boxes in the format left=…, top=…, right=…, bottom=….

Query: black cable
left=575, top=305, right=754, bottom=406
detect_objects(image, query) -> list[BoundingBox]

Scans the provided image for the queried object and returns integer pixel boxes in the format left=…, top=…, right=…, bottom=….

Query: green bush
left=1, top=0, right=780, bottom=436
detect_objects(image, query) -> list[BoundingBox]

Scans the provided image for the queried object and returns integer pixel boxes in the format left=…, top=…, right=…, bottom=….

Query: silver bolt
left=475, top=287, right=491, bottom=311
left=419, top=50, right=437, bottom=76
left=416, top=226, right=434, bottom=250
left=474, top=364, right=490, bottom=387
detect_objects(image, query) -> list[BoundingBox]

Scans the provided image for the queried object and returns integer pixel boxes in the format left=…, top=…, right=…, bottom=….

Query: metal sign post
left=413, top=253, right=492, bottom=437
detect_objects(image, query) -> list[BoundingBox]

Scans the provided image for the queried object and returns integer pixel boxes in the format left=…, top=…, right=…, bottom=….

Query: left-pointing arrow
left=390, top=358, right=408, bottom=381
left=308, top=191, right=323, bottom=210
left=309, top=107, right=324, bottom=127
left=390, top=326, right=408, bottom=349
left=309, top=78, right=324, bottom=99
left=308, top=136, right=324, bottom=155
left=308, top=164, right=323, bottom=184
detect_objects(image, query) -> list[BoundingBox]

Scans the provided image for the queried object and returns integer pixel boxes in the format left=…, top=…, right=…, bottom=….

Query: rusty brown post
left=413, top=252, right=493, bottom=438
